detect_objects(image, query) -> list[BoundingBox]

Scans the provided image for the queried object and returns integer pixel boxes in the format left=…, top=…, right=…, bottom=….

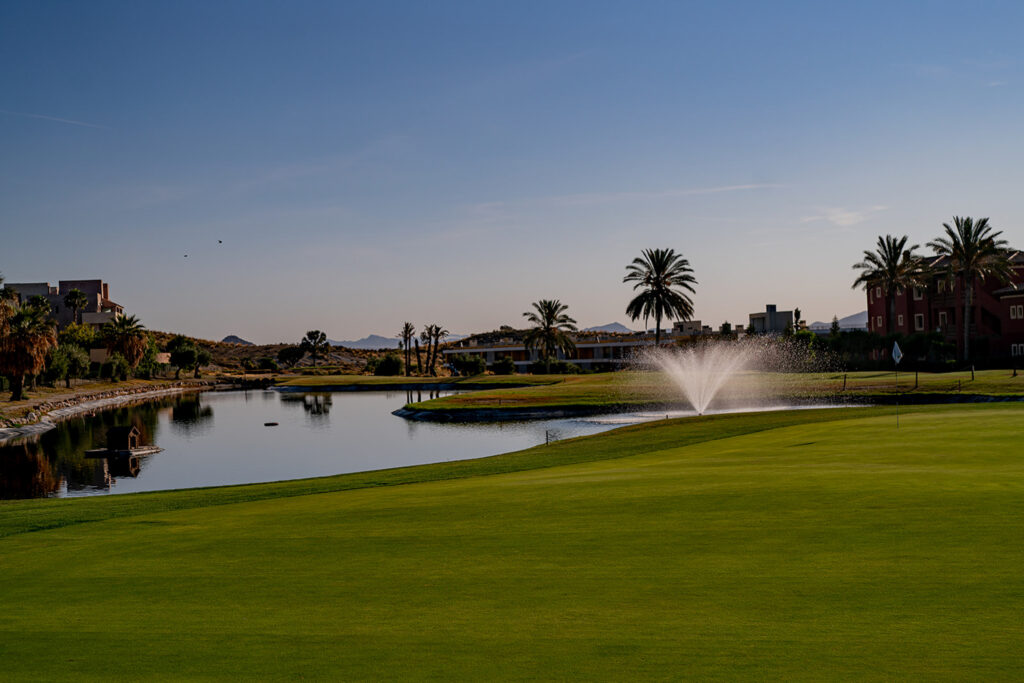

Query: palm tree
left=300, top=330, right=329, bottom=367
left=523, top=300, right=578, bottom=374
left=63, top=288, right=89, bottom=324
left=927, top=216, right=1014, bottom=362
left=852, top=235, right=927, bottom=338
left=102, top=314, right=149, bottom=369
left=0, top=303, right=58, bottom=400
left=420, top=326, right=434, bottom=376
left=429, top=325, right=449, bottom=376
left=623, top=248, right=697, bottom=346
left=398, top=322, right=415, bottom=377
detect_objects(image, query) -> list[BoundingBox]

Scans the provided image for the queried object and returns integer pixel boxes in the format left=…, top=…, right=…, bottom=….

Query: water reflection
left=0, top=394, right=208, bottom=499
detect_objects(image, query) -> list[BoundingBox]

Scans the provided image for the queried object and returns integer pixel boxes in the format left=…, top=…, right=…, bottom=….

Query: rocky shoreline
left=0, top=381, right=220, bottom=444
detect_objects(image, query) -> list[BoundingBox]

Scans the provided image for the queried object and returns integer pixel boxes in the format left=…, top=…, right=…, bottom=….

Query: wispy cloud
left=987, top=80, right=1008, bottom=87
left=0, top=108, right=108, bottom=129
left=800, top=205, right=887, bottom=227
left=546, top=183, right=782, bottom=207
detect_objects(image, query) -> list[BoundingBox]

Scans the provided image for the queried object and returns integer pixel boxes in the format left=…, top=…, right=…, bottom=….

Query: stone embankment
left=0, top=381, right=220, bottom=444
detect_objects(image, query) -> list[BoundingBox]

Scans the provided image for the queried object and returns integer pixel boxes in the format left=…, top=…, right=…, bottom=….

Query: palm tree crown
left=623, top=248, right=697, bottom=346
left=851, top=234, right=927, bottom=336
left=0, top=302, right=58, bottom=400
left=523, top=299, right=578, bottom=373
left=927, top=216, right=1014, bottom=361
left=63, top=289, right=89, bottom=324
left=102, top=314, right=148, bottom=368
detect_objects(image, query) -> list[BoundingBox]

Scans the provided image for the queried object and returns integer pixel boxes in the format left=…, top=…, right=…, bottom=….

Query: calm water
left=0, top=389, right=641, bottom=499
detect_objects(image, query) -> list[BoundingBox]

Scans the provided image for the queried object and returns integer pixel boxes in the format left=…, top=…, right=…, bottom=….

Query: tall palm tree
left=300, top=330, right=329, bottom=367
left=852, top=235, right=927, bottom=338
left=63, top=288, right=89, bottom=324
left=102, top=314, right=148, bottom=369
left=523, top=299, right=577, bottom=374
left=0, top=303, right=58, bottom=400
left=623, top=248, right=697, bottom=346
left=429, top=325, right=449, bottom=376
left=398, top=322, right=415, bottom=377
left=927, top=216, right=1014, bottom=362
left=0, top=274, right=16, bottom=336
left=420, top=326, right=435, bottom=376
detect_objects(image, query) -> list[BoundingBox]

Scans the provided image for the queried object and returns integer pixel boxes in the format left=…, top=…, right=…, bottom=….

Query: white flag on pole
left=892, top=341, right=903, bottom=365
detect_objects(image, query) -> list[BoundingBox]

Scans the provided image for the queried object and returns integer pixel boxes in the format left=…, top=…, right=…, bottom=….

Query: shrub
left=450, top=353, right=486, bottom=377
left=371, top=353, right=403, bottom=376
left=528, top=359, right=581, bottom=375
left=491, top=356, right=517, bottom=375
left=259, top=358, right=280, bottom=372
left=100, top=352, right=130, bottom=382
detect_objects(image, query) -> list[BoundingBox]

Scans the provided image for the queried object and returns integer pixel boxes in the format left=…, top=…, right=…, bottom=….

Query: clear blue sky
left=3, top=1, right=1024, bottom=342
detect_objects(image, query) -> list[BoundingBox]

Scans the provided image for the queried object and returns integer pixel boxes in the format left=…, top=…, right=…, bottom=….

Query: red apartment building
left=866, top=251, right=1024, bottom=360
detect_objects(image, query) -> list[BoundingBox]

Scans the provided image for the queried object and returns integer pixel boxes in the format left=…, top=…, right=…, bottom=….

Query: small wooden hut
left=106, top=426, right=140, bottom=451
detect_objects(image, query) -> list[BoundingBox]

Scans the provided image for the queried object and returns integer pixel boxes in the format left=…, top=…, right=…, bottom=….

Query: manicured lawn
left=405, top=368, right=1024, bottom=413
left=2, top=404, right=1023, bottom=679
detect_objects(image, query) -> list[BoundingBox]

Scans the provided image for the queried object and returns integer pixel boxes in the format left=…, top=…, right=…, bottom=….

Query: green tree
left=927, top=216, right=1015, bottom=362
left=194, top=347, right=212, bottom=378
left=277, top=346, right=304, bottom=368
left=27, top=295, right=52, bottom=316
left=63, top=288, right=89, bottom=324
left=168, top=335, right=198, bottom=379
left=398, top=322, right=415, bottom=377
left=59, top=321, right=99, bottom=350
left=0, top=303, right=58, bottom=400
left=830, top=316, right=841, bottom=337
left=719, top=321, right=732, bottom=335
left=852, top=235, right=927, bottom=338
left=300, top=330, right=329, bottom=367
left=523, top=299, right=578, bottom=374
left=102, top=314, right=148, bottom=369
left=419, top=327, right=434, bottom=376
left=623, top=248, right=697, bottom=346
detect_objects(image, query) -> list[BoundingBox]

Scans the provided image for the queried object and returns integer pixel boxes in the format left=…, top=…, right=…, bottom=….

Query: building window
left=913, top=287, right=924, bottom=300
left=915, top=314, right=924, bottom=331
left=1014, top=344, right=1021, bottom=357
left=937, top=280, right=946, bottom=293
left=875, top=286, right=882, bottom=298
left=1012, top=304, right=1024, bottom=320
left=938, top=311, right=948, bottom=328
left=875, top=316, right=883, bottom=329
left=898, top=314, right=904, bottom=326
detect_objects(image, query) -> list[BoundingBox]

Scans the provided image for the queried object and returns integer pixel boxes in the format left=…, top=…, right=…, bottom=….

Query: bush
left=100, top=352, right=130, bottom=382
left=371, top=353, right=403, bottom=376
left=528, top=358, right=581, bottom=375
left=491, top=356, right=517, bottom=375
left=258, top=358, right=280, bottom=372
left=450, top=353, right=486, bottom=377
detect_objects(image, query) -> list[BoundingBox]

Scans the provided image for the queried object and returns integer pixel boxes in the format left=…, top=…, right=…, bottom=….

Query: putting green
left=2, top=404, right=1023, bottom=680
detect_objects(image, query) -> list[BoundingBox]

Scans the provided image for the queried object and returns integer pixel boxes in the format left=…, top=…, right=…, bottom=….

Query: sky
left=3, top=1, right=1024, bottom=343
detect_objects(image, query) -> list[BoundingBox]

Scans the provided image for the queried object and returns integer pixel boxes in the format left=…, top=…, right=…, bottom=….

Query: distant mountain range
left=808, top=311, right=868, bottom=330
left=221, top=335, right=254, bottom=345
left=329, top=333, right=468, bottom=350
left=583, top=322, right=634, bottom=334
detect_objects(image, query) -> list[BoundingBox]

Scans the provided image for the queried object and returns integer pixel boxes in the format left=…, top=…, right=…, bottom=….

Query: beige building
left=2, top=279, right=124, bottom=329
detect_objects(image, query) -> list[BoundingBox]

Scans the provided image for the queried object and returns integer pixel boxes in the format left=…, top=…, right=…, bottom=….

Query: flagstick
left=895, top=368, right=899, bottom=429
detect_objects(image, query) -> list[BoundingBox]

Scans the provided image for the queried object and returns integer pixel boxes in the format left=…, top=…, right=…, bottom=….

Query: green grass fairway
left=276, top=373, right=561, bottom=388
left=2, top=404, right=1024, bottom=679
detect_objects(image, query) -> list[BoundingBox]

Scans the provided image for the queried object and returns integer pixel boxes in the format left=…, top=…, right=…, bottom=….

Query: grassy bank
left=402, top=368, right=1024, bottom=414
left=2, top=403, right=1024, bottom=679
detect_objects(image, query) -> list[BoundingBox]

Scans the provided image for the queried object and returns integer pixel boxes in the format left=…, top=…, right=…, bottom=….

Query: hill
left=221, top=335, right=254, bottom=345
left=584, top=322, right=634, bottom=333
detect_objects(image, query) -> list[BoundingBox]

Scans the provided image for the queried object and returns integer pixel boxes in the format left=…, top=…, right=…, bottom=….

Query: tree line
left=0, top=277, right=214, bottom=401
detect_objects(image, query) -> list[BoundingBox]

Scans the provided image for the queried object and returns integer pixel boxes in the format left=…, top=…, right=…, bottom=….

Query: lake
left=0, top=388, right=647, bottom=499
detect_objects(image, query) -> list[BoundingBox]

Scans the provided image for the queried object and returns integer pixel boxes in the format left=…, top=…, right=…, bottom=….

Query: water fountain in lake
left=643, top=336, right=831, bottom=415
left=649, top=342, right=756, bottom=415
